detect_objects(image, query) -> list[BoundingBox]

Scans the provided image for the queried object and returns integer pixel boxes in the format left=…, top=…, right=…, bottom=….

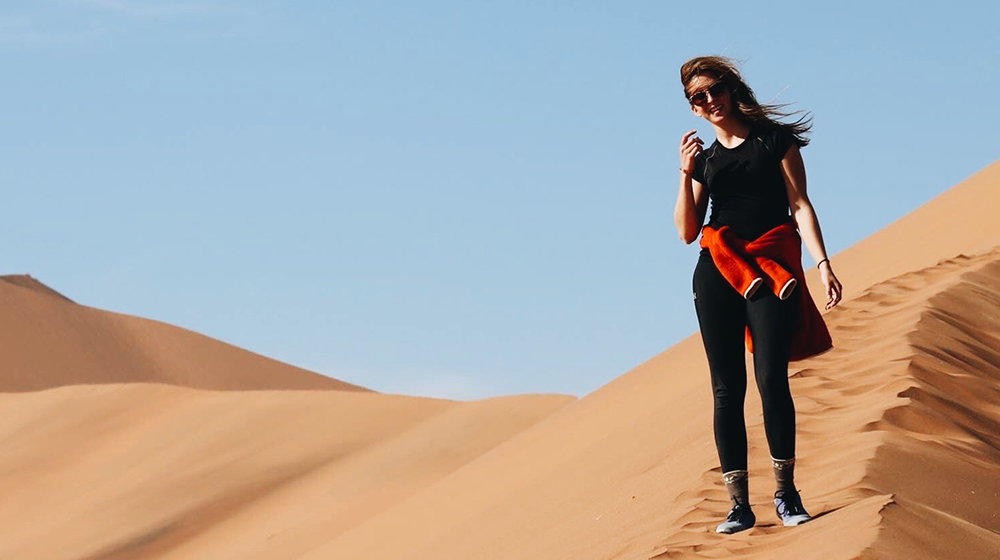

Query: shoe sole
left=781, top=514, right=812, bottom=527
left=716, top=514, right=756, bottom=534
left=716, top=525, right=754, bottom=534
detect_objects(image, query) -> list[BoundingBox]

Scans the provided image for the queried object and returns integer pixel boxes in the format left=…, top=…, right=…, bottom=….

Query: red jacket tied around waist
left=699, top=221, right=833, bottom=362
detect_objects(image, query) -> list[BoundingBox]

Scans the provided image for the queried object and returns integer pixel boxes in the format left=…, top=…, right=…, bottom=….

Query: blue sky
left=1, top=1, right=997, bottom=399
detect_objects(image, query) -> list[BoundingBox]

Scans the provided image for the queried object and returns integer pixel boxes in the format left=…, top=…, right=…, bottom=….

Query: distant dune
left=0, top=161, right=996, bottom=559
left=0, top=274, right=74, bottom=302
left=0, top=274, right=366, bottom=392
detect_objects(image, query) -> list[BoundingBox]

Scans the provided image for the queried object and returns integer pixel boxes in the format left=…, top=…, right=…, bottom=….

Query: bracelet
left=817, top=258, right=830, bottom=269
left=680, top=167, right=693, bottom=174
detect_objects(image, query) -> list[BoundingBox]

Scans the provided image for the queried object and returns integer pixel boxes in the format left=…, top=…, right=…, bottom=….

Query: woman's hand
left=679, top=130, right=703, bottom=174
left=819, top=262, right=842, bottom=309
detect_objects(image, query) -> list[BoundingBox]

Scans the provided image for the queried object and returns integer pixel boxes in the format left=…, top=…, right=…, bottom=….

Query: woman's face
left=686, top=74, right=733, bottom=123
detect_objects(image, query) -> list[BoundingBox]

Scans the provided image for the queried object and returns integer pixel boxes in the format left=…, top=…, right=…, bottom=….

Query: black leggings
left=693, top=249, right=797, bottom=472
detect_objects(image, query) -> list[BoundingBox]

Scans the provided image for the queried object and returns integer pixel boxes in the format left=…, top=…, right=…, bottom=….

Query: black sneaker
left=774, top=489, right=812, bottom=526
left=716, top=500, right=756, bottom=534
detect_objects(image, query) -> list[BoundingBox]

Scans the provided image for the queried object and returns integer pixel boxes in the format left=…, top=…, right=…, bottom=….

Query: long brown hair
left=680, top=55, right=811, bottom=147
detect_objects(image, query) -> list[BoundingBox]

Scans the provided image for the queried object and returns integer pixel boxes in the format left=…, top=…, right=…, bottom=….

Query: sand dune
left=0, top=385, right=573, bottom=559
left=801, top=160, right=1000, bottom=305
left=0, top=161, right=997, bottom=559
left=0, top=274, right=365, bottom=392
left=289, top=248, right=999, bottom=560
left=1, top=274, right=75, bottom=302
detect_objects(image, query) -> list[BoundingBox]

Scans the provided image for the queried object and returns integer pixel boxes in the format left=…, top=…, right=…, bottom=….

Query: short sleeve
left=691, top=151, right=707, bottom=185
left=769, top=127, right=797, bottom=160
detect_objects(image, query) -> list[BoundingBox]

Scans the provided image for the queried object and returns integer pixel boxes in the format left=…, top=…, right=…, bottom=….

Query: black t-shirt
left=691, top=125, right=797, bottom=242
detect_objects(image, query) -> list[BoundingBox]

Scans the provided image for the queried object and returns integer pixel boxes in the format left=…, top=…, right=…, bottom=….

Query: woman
left=673, top=56, right=843, bottom=534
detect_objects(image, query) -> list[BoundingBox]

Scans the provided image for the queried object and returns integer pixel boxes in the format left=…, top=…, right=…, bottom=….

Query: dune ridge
left=800, top=160, right=1000, bottom=306
left=0, top=274, right=74, bottom=302
left=0, top=275, right=365, bottom=392
left=654, top=249, right=1000, bottom=559
left=288, top=248, right=1000, bottom=560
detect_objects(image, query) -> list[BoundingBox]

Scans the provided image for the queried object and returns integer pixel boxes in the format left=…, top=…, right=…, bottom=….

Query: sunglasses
left=687, top=81, right=727, bottom=107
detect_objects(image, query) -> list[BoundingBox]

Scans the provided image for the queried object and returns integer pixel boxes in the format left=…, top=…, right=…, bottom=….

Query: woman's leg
left=694, top=251, right=758, bottom=532
left=745, top=289, right=797, bottom=465
left=747, top=286, right=813, bottom=527
left=693, top=251, right=750, bottom=473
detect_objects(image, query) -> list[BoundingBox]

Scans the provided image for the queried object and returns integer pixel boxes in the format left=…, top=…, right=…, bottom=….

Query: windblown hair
left=680, top=55, right=812, bottom=147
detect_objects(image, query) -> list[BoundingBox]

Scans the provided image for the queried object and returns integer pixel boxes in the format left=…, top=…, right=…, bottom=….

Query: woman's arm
left=675, top=173, right=708, bottom=244
left=675, top=130, right=708, bottom=244
left=781, top=144, right=843, bottom=309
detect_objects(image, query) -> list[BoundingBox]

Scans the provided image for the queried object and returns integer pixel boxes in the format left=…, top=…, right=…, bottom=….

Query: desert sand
left=0, top=161, right=997, bottom=559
